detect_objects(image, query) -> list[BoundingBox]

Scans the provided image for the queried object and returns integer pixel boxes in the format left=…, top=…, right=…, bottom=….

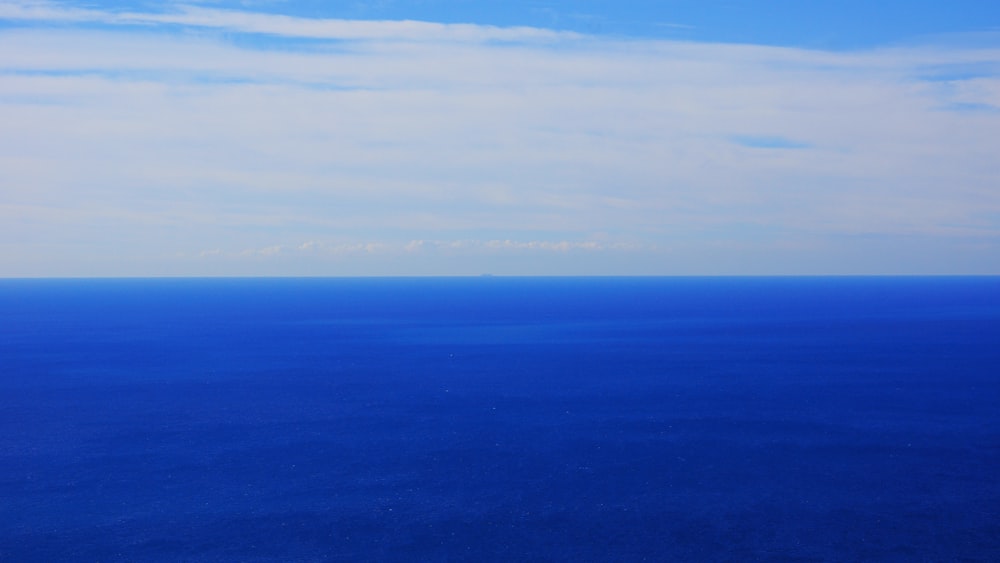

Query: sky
left=2, top=1, right=999, bottom=276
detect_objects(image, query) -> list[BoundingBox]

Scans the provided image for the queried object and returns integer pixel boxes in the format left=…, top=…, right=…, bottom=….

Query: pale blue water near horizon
left=1, top=277, right=998, bottom=561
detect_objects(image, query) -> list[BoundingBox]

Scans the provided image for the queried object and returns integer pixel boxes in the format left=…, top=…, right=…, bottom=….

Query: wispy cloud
left=2, top=1, right=999, bottom=275
left=0, top=1, right=576, bottom=42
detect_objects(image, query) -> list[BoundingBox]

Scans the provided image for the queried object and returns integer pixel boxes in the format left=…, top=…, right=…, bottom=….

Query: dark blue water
left=2, top=277, right=998, bottom=561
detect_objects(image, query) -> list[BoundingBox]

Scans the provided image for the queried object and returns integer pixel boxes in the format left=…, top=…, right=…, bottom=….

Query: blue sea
left=1, top=277, right=998, bottom=561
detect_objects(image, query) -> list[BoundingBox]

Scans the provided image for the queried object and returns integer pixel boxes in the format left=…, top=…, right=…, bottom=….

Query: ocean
left=1, top=277, right=998, bottom=561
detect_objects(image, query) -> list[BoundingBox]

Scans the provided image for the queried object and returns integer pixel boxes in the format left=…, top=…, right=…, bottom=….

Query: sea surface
left=1, top=277, right=998, bottom=561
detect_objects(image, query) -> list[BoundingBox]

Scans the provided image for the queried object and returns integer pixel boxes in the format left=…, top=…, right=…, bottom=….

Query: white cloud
left=204, top=239, right=642, bottom=261
left=1, top=2, right=999, bottom=275
left=0, top=1, right=576, bottom=42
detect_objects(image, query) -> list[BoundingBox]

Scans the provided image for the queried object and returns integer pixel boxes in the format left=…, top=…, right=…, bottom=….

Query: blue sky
left=2, top=1, right=999, bottom=275
left=226, top=0, right=1000, bottom=48
left=10, top=0, right=999, bottom=47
